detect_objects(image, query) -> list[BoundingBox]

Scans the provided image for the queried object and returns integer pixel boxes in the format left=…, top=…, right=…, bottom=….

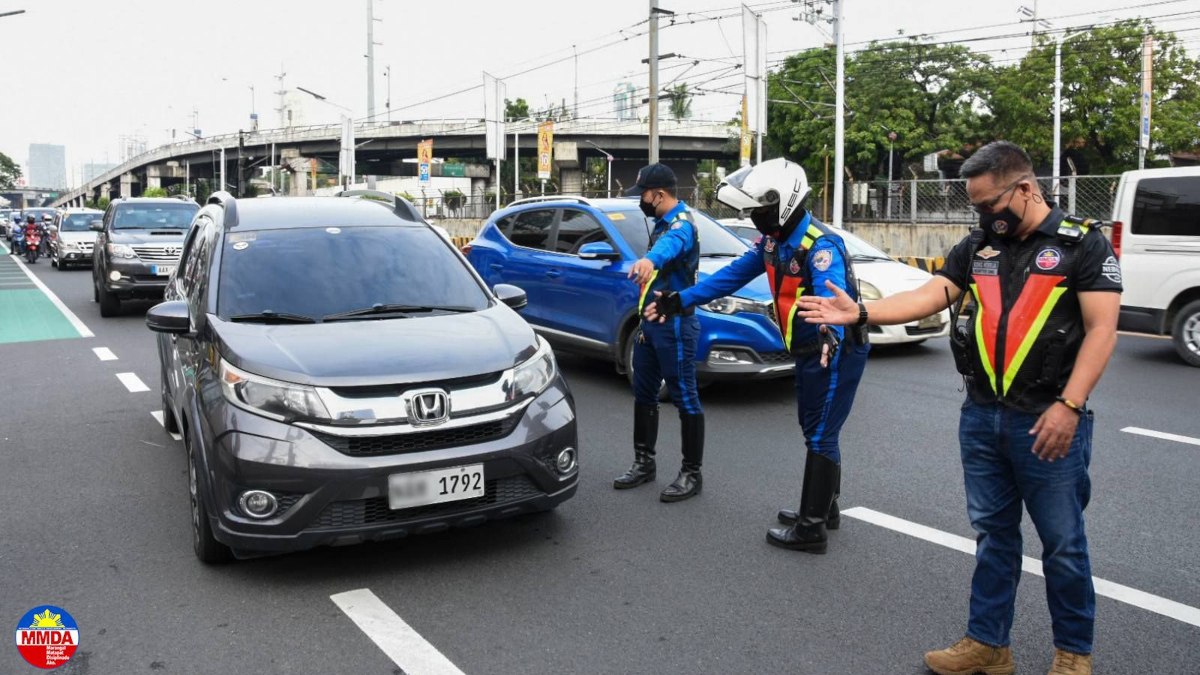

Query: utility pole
left=274, top=65, right=287, bottom=129
left=1139, top=34, right=1154, bottom=170
left=574, top=45, right=580, bottom=120
left=832, top=0, right=846, bottom=228
left=366, top=0, right=382, bottom=123
left=385, top=64, right=392, bottom=123
left=220, top=147, right=226, bottom=192
left=237, top=131, right=246, bottom=197
left=1031, top=0, right=1038, bottom=48
left=648, top=0, right=661, bottom=164
left=1053, top=34, right=1062, bottom=199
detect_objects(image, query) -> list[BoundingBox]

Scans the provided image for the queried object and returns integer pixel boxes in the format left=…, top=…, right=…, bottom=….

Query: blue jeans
left=794, top=342, right=869, bottom=464
left=632, top=316, right=702, bottom=415
left=960, top=399, right=1095, bottom=655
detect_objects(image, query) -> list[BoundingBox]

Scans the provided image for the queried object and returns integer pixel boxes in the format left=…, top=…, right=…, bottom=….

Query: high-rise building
left=28, top=143, right=66, bottom=188
left=613, top=83, right=637, bottom=121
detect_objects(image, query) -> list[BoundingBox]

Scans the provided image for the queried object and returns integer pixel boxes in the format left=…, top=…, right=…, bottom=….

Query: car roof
left=225, top=196, right=425, bottom=232
left=61, top=208, right=103, bottom=214
left=115, top=198, right=197, bottom=206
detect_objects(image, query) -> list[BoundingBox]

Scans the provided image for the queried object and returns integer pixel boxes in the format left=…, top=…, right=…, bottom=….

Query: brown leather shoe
left=1048, top=649, right=1092, bottom=675
left=924, top=637, right=1016, bottom=675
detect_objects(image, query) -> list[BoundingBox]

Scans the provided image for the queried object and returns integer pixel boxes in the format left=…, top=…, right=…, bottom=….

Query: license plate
left=918, top=314, right=943, bottom=329
left=388, top=464, right=485, bottom=510
left=151, top=265, right=175, bottom=277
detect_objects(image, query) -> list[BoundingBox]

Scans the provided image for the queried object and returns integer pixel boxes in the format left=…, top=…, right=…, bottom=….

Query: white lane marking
left=115, top=372, right=150, bottom=393
left=150, top=410, right=181, bottom=441
left=93, top=347, right=118, bottom=361
left=0, top=241, right=94, bottom=338
left=331, top=589, right=466, bottom=675
left=842, top=507, right=1200, bottom=629
left=1121, top=426, right=1200, bottom=448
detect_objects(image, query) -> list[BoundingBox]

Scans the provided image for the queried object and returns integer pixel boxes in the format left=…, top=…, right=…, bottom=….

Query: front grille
left=906, top=325, right=944, bottom=336
left=311, top=475, right=544, bottom=529
left=274, top=493, right=303, bottom=516
left=312, top=417, right=519, bottom=457
left=767, top=303, right=779, bottom=326
left=132, top=245, right=181, bottom=262
left=757, top=351, right=794, bottom=365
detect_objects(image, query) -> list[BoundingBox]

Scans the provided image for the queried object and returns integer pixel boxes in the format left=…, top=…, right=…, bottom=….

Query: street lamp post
left=584, top=140, right=614, bottom=198
left=297, top=87, right=356, bottom=189
left=887, top=131, right=897, bottom=218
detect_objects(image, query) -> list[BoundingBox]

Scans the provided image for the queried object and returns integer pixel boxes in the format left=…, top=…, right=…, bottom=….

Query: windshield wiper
left=851, top=254, right=892, bottom=263
left=229, top=311, right=317, bottom=324
left=322, top=303, right=475, bottom=322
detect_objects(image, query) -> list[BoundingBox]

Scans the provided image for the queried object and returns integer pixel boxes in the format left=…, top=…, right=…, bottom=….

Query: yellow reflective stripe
left=971, top=283, right=996, bottom=392
left=801, top=235, right=817, bottom=250
left=806, top=224, right=823, bottom=240
left=1001, top=287, right=1067, bottom=395
left=782, top=286, right=806, bottom=351
left=638, top=270, right=659, bottom=312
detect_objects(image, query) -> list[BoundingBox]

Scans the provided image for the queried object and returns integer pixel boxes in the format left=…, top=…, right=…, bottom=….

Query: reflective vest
left=962, top=218, right=1091, bottom=410
left=638, top=209, right=699, bottom=313
left=762, top=219, right=862, bottom=356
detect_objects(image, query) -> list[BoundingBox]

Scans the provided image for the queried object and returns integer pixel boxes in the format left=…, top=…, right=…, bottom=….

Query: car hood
left=210, top=304, right=539, bottom=387
left=108, top=230, right=187, bottom=245
left=58, top=231, right=97, bottom=244
left=698, top=257, right=772, bottom=302
left=853, top=258, right=934, bottom=293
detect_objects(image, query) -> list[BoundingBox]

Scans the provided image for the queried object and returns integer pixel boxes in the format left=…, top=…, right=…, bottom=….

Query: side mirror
left=578, top=241, right=621, bottom=261
left=146, top=300, right=191, bottom=335
left=89, top=220, right=103, bottom=232
left=493, top=284, right=528, bottom=311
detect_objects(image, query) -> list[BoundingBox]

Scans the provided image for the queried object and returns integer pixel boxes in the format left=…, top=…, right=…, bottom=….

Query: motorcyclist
left=11, top=215, right=26, bottom=255
left=39, top=213, right=54, bottom=258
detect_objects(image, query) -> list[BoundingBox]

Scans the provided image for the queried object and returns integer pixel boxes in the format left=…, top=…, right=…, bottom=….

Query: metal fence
left=844, top=175, right=1121, bottom=224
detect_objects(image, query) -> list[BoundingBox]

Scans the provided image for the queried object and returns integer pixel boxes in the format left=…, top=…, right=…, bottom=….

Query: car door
left=538, top=208, right=628, bottom=345
left=498, top=208, right=559, bottom=327
left=1120, top=174, right=1200, bottom=313
left=165, top=218, right=210, bottom=412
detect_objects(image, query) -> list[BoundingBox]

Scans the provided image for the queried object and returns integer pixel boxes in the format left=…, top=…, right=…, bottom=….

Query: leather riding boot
left=614, top=403, right=658, bottom=489
left=767, top=450, right=839, bottom=553
left=778, top=468, right=841, bottom=529
left=661, top=413, right=703, bottom=502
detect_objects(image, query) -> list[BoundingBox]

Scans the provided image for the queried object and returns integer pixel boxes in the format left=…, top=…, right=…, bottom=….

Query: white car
left=721, top=219, right=950, bottom=345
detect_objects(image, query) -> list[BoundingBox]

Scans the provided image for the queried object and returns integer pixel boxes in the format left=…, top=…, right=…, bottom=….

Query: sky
left=3, top=0, right=1197, bottom=188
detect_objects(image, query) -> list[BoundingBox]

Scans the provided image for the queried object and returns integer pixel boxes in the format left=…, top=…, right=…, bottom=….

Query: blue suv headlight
left=701, top=296, right=772, bottom=317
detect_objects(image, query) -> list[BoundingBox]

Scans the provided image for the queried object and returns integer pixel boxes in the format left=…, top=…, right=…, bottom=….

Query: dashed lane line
left=150, top=410, right=181, bottom=441
left=1121, top=426, right=1200, bottom=448
left=331, top=589, right=466, bottom=675
left=115, top=372, right=150, bottom=393
left=841, top=506, right=1200, bottom=629
left=93, top=347, right=118, bottom=361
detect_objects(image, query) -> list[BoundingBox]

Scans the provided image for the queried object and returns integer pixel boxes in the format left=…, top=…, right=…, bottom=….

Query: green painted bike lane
left=0, top=248, right=90, bottom=344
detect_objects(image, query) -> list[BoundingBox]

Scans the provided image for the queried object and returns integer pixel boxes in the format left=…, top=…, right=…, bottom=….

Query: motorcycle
left=10, top=226, right=25, bottom=257
left=24, top=229, right=41, bottom=263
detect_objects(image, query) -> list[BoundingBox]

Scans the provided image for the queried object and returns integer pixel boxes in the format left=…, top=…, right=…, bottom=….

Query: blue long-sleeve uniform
left=642, top=200, right=699, bottom=299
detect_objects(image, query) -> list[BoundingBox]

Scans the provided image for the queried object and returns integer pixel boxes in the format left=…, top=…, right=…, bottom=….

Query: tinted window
left=217, top=227, right=490, bottom=320
left=1132, top=177, right=1200, bottom=236
left=509, top=209, right=555, bottom=250
left=494, top=214, right=516, bottom=238
left=555, top=209, right=608, bottom=253
left=60, top=213, right=99, bottom=232
left=604, top=208, right=750, bottom=258
left=179, top=219, right=211, bottom=304
left=112, top=203, right=198, bottom=230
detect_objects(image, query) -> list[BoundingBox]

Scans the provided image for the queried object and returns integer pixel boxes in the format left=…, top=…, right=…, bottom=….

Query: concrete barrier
left=895, top=256, right=947, bottom=273
left=843, top=221, right=971, bottom=259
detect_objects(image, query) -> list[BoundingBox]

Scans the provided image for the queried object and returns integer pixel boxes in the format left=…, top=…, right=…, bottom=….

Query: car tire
left=98, top=284, right=120, bottom=317
left=186, top=431, right=233, bottom=564
left=623, top=327, right=670, bottom=402
left=1171, top=300, right=1200, bottom=368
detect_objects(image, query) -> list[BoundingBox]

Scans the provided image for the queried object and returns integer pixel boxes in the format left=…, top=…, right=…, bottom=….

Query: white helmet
left=716, top=158, right=811, bottom=233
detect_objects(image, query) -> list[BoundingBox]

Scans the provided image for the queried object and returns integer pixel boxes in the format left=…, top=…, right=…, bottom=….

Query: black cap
left=624, top=163, right=677, bottom=196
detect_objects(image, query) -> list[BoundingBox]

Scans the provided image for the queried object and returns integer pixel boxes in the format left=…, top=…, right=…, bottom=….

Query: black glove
left=655, top=291, right=685, bottom=319
left=819, top=325, right=841, bottom=366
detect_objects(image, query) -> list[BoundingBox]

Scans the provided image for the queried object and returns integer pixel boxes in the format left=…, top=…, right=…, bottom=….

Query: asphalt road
left=2, top=248, right=1198, bottom=675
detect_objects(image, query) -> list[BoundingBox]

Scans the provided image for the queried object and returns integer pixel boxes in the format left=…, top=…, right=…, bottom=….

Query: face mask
left=978, top=185, right=1029, bottom=238
left=639, top=193, right=659, bottom=218
left=750, top=205, right=779, bottom=238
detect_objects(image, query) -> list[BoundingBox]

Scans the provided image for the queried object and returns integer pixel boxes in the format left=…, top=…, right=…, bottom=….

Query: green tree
left=669, top=83, right=693, bottom=120
left=142, top=186, right=168, bottom=198
left=0, top=152, right=21, bottom=189
left=989, top=20, right=1200, bottom=173
left=505, top=98, right=531, bottom=121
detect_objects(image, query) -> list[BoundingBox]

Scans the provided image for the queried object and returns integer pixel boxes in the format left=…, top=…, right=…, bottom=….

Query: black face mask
left=639, top=193, right=660, bottom=219
left=750, top=207, right=779, bottom=237
left=978, top=185, right=1030, bottom=238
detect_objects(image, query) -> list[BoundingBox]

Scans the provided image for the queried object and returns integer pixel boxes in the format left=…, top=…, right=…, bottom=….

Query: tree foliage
left=0, top=152, right=21, bottom=190
left=669, top=83, right=693, bottom=120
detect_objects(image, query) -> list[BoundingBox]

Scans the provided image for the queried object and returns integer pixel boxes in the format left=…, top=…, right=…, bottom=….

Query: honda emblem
left=408, top=389, right=449, bottom=426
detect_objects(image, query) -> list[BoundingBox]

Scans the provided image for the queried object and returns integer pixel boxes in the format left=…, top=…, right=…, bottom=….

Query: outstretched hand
left=796, top=280, right=860, bottom=326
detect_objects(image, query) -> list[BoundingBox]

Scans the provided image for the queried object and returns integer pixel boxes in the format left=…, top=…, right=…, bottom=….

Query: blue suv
left=465, top=197, right=793, bottom=387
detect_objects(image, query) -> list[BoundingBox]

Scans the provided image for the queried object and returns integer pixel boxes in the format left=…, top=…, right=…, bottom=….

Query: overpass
left=51, top=118, right=735, bottom=208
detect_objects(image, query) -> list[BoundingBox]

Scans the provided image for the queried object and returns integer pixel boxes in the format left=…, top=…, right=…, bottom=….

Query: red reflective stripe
left=776, top=276, right=804, bottom=344
left=973, top=275, right=1002, bottom=367
left=765, top=264, right=779, bottom=318
left=1002, top=274, right=1066, bottom=367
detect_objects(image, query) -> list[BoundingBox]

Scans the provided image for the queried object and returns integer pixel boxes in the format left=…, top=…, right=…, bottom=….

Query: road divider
left=331, top=589, right=466, bottom=675
left=842, top=506, right=1200, bottom=628
left=115, top=372, right=150, bottom=393
left=1121, top=426, right=1200, bottom=447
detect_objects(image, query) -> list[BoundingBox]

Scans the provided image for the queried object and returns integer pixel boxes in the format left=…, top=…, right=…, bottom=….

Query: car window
left=691, top=210, right=751, bottom=257
left=606, top=210, right=652, bottom=257
left=509, top=209, right=555, bottom=250
left=217, top=226, right=490, bottom=320
left=1132, top=176, right=1200, bottom=237
left=60, top=213, right=98, bottom=232
left=555, top=209, right=609, bottom=254
left=112, top=203, right=198, bottom=230
left=179, top=218, right=211, bottom=304
left=494, top=214, right=516, bottom=238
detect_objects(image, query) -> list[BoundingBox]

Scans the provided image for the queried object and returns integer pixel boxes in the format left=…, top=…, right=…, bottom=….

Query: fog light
left=555, top=448, right=578, bottom=475
left=708, top=349, right=754, bottom=365
left=108, top=271, right=121, bottom=281
left=239, top=490, right=278, bottom=519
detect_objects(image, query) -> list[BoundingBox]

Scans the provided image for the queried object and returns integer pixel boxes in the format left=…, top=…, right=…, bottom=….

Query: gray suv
left=146, top=191, right=579, bottom=562
left=92, top=196, right=199, bottom=316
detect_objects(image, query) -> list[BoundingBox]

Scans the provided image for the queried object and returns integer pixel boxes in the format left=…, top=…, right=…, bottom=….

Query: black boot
left=777, top=469, right=840, bottom=529
left=767, top=450, right=839, bottom=553
left=614, top=403, right=658, bottom=489
left=661, top=413, right=703, bottom=502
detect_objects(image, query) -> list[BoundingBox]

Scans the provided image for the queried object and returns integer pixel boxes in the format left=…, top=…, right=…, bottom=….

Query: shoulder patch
left=1036, top=247, right=1063, bottom=271
left=812, top=249, right=833, bottom=271
left=1102, top=255, right=1122, bottom=284
left=671, top=222, right=682, bottom=230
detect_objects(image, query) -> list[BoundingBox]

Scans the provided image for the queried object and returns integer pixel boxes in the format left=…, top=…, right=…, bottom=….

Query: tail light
left=1111, top=221, right=1122, bottom=259
left=460, top=244, right=472, bottom=256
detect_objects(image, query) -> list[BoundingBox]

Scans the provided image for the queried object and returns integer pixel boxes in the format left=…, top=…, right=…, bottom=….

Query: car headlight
left=63, top=242, right=81, bottom=251
left=219, top=359, right=331, bottom=422
left=858, top=280, right=883, bottom=301
left=701, top=296, right=771, bottom=316
left=106, top=243, right=136, bottom=259
left=511, top=337, right=557, bottom=400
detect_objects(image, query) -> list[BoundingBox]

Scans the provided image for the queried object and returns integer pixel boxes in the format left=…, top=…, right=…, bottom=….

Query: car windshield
left=217, top=226, right=491, bottom=321
left=834, top=228, right=893, bottom=260
left=24, top=209, right=54, bottom=221
left=112, top=204, right=197, bottom=230
left=61, top=213, right=98, bottom=232
left=605, top=207, right=749, bottom=258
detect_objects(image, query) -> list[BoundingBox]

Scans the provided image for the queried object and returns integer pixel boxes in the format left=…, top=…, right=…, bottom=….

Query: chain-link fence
left=844, top=175, right=1121, bottom=224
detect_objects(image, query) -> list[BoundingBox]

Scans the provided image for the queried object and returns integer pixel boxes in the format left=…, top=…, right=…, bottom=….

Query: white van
left=1112, top=167, right=1200, bottom=366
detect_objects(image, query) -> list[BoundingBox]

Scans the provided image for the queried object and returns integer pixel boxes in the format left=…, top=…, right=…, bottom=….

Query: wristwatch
left=1055, top=396, right=1084, bottom=416
left=855, top=301, right=869, bottom=327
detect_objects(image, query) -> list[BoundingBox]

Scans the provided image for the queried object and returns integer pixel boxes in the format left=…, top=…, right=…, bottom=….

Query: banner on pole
left=484, top=73, right=506, bottom=160
left=740, top=95, right=751, bottom=166
left=537, top=121, right=554, bottom=180
left=1140, top=36, right=1154, bottom=151
left=418, top=139, right=433, bottom=185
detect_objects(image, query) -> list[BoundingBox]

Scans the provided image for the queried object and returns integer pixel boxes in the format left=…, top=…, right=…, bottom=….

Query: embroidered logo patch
left=992, top=220, right=1010, bottom=235
left=764, top=238, right=776, bottom=253
left=975, top=246, right=1001, bottom=259
left=789, top=258, right=802, bottom=274
left=812, top=249, right=833, bottom=271
left=1101, top=255, right=1122, bottom=283
left=1036, top=248, right=1062, bottom=270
